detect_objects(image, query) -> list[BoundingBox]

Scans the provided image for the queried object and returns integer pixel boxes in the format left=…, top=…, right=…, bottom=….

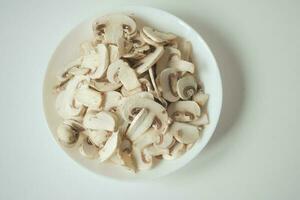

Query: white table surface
left=0, top=0, right=299, bottom=199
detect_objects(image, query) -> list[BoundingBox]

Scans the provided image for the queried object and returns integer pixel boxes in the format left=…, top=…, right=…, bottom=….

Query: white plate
left=43, top=6, right=222, bottom=180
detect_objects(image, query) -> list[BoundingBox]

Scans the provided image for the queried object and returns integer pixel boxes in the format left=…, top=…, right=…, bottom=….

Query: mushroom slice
left=177, top=73, right=197, bottom=100
left=80, top=41, right=95, bottom=55
left=167, top=101, right=201, bottom=122
left=133, top=128, right=160, bottom=150
left=93, top=14, right=137, bottom=45
left=163, top=142, right=186, bottom=160
left=83, top=111, right=118, bottom=132
left=169, top=122, right=200, bottom=144
left=120, top=151, right=137, bottom=172
left=56, top=57, right=83, bottom=82
left=142, top=26, right=177, bottom=43
left=81, top=51, right=99, bottom=72
left=90, top=44, right=109, bottom=79
left=156, top=47, right=181, bottom=75
left=189, top=113, right=209, bottom=126
left=179, top=40, right=192, bottom=61
left=192, top=91, right=209, bottom=107
left=68, top=67, right=90, bottom=76
left=126, top=109, right=155, bottom=141
left=56, top=123, right=79, bottom=147
left=120, top=85, right=143, bottom=97
left=134, top=46, right=164, bottom=74
left=98, top=131, right=119, bottom=162
left=140, top=30, right=161, bottom=47
left=143, top=145, right=169, bottom=156
left=118, top=64, right=141, bottom=91
left=74, top=87, right=103, bottom=109
left=108, top=44, right=120, bottom=63
left=90, top=81, right=122, bottom=92
left=110, top=149, right=125, bottom=165
left=168, top=56, right=195, bottom=74
left=86, top=129, right=111, bottom=148
left=106, top=59, right=129, bottom=83
left=158, top=68, right=180, bottom=102
left=154, top=132, right=174, bottom=149
left=120, top=96, right=168, bottom=133
left=63, top=119, right=84, bottom=132
left=79, top=136, right=99, bottom=159
left=132, top=147, right=152, bottom=171
left=55, top=75, right=88, bottom=119
left=102, top=91, right=122, bottom=111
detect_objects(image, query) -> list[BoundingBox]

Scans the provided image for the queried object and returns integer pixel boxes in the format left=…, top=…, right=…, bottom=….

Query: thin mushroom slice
left=63, top=119, right=84, bottom=132
left=143, top=145, right=169, bottom=156
left=192, top=91, right=209, bottom=107
left=90, top=44, right=109, bottom=79
left=140, top=30, right=161, bottom=47
left=168, top=56, right=195, bottom=74
left=56, top=123, right=79, bottom=147
left=156, top=47, right=181, bottom=75
left=118, top=63, right=141, bottom=91
left=83, top=111, right=118, bottom=132
left=134, top=46, right=164, bottom=74
left=108, top=44, right=120, bottom=63
left=179, top=40, right=192, bottom=61
left=177, top=73, right=198, bottom=100
left=74, top=87, right=103, bottom=109
left=56, top=57, right=83, bottom=82
left=79, top=136, right=99, bottom=159
left=68, top=67, right=90, bottom=76
left=120, top=151, right=137, bottom=172
left=80, top=41, right=95, bottom=55
left=126, top=108, right=155, bottom=141
left=169, top=122, right=200, bottom=144
left=86, top=129, right=111, bottom=148
left=154, top=132, right=175, bottom=149
left=158, top=68, right=180, bottom=102
left=102, top=91, right=122, bottom=111
left=120, top=85, right=143, bottom=97
left=189, top=113, right=209, bottom=126
left=148, top=67, right=166, bottom=106
left=98, top=131, right=119, bottom=162
left=106, top=59, right=129, bottom=83
left=133, top=128, right=160, bottom=150
left=132, top=147, right=152, bottom=171
left=163, top=142, right=186, bottom=160
left=90, top=81, right=122, bottom=92
left=168, top=101, right=201, bottom=122
left=142, top=26, right=177, bottom=43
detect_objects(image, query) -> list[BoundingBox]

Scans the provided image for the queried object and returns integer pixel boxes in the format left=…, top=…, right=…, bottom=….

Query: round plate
left=43, top=6, right=222, bottom=180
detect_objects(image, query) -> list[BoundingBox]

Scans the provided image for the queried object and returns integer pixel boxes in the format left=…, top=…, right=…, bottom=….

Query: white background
left=0, top=0, right=299, bottom=199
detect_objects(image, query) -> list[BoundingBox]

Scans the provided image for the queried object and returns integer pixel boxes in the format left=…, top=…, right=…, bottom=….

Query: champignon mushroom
left=126, top=108, right=155, bottom=141
left=140, top=30, right=161, bottom=47
left=177, top=73, right=197, bottom=100
left=154, top=132, right=175, bottom=149
left=118, top=63, right=141, bottom=91
left=142, top=26, right=177, bottom=43
left=74, top=87, right=103, bottom=109
left=148, top=67, right=167, bottom=107
left=189, top=113, right=209, bottom=126
left=133, top=128, right=160, bottom=150
left=168, top=56, right=195, bottom=74
left=134, top=46, right=164, bottom=74
left=86, top=129, right=111, bottom=148
left=56, top=123, right=79, bottom=147
left=102, top=91, right=122, bottom=111
left=178, top=40, right=192, bottom=61
left=106, top=59, right=128, bottom=83
left=168, top=122, right=200, bottom=144
left=108, top=44, right=120, bottom=63
left=90, top=44, right=109, bottom=79
left=83, top=111, right=118, bottom=131
left=80, top=41, right=95, bottom=55
left=93, top=14, right=137, bottom=45
left=132, top=147, right=152, bottom=170
left=192, top=91, right=209, bottom=107
left=162, top=142, right=186, bottom=160
left=90, top=80, right=122, bottom=92
left=98, top=131, right=119, bottom=162
left=156, top=47, right=181, bottom=75
left=79, top=136, right=99, bottom=159
left=120, top=95, right=169, bottom=133
left=143, top=145, right=169, bottom=156
left=158, top=68, right=180, bottom=102
left=167, top=101, right=201, bottom=122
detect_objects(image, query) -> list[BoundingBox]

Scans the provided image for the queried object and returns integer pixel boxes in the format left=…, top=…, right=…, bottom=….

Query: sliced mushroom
left=133, top=128, right=160, bottom=150
left=98, top=131, right=119, bottom=162
left=148, top=67, right=164, bottom=104
left=163, top=142, right=186, bottom=160
left=142, top=26, right=177, bottom=43
left=56, top=57, right=83, bottom=83
left=83, top=111, right=118, bottom=131
left=158, top=68, right=180, bottom=102
left=86, top=129, right=111, bottom=147
left=132, top=147, right=152, bottom=170
left=178, top=40, right=192, bottom=61
left=81, top=51, right=99, bottom=73
left=167, top=101, right=201, bottom=122
left=154, top=132, right=175, bottom=149
left=90, top=44, right=109, bottom=79
left=79, top=136, right=99, bottom=159
left=108, top=44, right=120, bottom=63
left=126, top=108, right=155, bottom=141
left=93, top=14, right=137, bottom=45
left=90, top=81, right=122, bottom=92
left=118, top=63, right=141, bottom=91
left=176, top=73, right=197, bottom=100
left=80, top=41, right=95, bottom=55
left=168, top=56, right=195, bottom=74
left=63, top=119, right=84, bottom=132
left=68, top=67, right=90, bottom=76
left=74, top=87, right=103, bottom=109
left=143, top=145, right=169, bottom=156
left=120, top=151, right=137, bottom=172
left=102, top=91, right=122, bottom=111
left=56, top=123, right=79, bottom=147
left=120, top=95, right=168, bottom=133
left=106, top=59, right=128, bottom=83
left=156, top=47, right=181, bottom=75
left=189, top=113, right=209, bottom=126
left=192, top=91, right=209, bottom=107
left=140, top=30, right=161, bottom=47
left=168, top=122, right=200, bottom=144
left=134, top=46, right=164, bottom=74
left=120, top=85, right=143, bottom=97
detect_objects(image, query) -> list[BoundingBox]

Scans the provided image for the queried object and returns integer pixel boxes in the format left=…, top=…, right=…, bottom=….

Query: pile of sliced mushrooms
left=54, top=14, right=209, bottom=172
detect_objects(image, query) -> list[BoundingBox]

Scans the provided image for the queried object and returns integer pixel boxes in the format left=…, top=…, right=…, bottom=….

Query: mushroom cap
left=120, top=95, right=168, bottom=133
left=176, top=73, right=198, bottom=100
left=167, top=101, right=201, bottom=122
left=168, top=122, right=200, bottom=144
